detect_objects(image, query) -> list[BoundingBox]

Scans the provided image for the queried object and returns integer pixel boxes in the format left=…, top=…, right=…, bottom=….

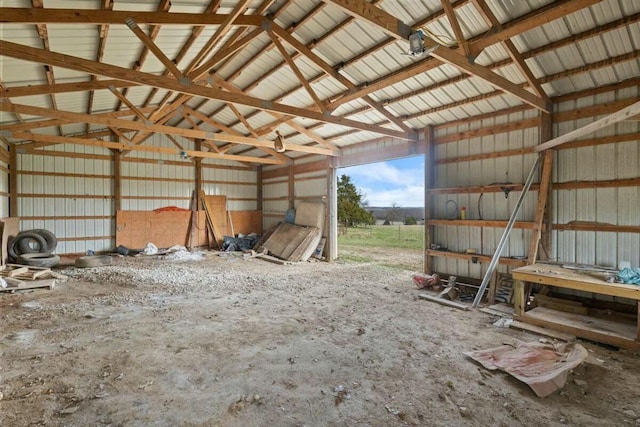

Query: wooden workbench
left=512, top=264, right=640, bottom=349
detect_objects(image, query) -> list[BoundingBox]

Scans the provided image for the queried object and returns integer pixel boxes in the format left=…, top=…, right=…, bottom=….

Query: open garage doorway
left=336, top=156, right=425, bottom=271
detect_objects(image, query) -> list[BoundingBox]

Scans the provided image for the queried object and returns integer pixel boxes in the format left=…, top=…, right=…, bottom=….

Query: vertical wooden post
left=424, top=125, right=435, bottom=274
left=326, top=161, right=338, bottom=262
left=288, top=163, right=295, bottom=210
left=540, top=113, right=554, bottom=260
left=513, top=279, right=526, bottom=316
left=113, top=151, right=122, bottom=212
left=194, top=140, right=202, bottom=207
left=528, top=113, right=554, bottom=264
left=256, top=165, right=263, bottom=212
left=9, top=145, right=18, bottom=217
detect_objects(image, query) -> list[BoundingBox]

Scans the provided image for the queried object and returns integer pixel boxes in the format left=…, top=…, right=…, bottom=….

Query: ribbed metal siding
left=18, top=143, right=114, bottom=254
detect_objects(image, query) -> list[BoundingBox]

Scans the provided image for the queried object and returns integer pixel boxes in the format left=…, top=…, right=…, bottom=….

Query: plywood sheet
left=116, top=210, right=208, bottom=250
left=261, top=222, right=320, bottom=261
left=229, top=210, right=262, bottom=235
left=0, top=217, right=20, bottom=265
left=295, top=202, right=325, bottom=231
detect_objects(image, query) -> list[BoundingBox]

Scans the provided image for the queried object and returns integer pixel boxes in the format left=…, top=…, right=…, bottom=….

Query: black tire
left=16, top=253, right=60, bottom=268
left=24, top=229, right=57, bottom=253
left=75, top=255, right=113, bottom=268
left=9, top=232, right=47, bottom=258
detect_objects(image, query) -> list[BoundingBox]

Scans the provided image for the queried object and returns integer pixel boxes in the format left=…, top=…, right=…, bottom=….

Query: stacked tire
left=8, top=229, right=60, bottom=268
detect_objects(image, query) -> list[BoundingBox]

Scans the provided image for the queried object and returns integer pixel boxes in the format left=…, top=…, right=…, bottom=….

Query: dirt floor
left=1, top=246, right=639, bottom=426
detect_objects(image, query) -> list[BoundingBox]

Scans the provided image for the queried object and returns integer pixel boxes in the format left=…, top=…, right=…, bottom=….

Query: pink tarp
left=465, top=340, right=587, bottom=397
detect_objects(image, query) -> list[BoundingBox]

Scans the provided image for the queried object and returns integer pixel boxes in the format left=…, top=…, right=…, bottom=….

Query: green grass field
left=338, top=224, right=425, bottom=250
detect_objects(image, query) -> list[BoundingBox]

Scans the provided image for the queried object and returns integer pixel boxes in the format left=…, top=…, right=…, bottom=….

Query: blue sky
left=339, top=156, right=425, bottom=207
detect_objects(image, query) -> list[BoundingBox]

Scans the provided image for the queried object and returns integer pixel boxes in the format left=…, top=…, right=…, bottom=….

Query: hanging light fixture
left=274, top=130, right=286, bottom=153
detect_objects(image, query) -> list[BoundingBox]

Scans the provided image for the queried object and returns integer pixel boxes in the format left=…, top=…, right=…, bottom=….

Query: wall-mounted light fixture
left=274, top=130, right=286, bottom=153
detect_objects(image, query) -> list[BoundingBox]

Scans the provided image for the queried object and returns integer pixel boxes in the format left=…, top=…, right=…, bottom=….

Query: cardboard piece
left=0, top=217, right=20, bottom=265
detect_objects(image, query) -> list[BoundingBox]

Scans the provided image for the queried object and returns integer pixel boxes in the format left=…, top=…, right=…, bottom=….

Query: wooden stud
left=424, top=125, right=434, bottom=274
left=9, top=146, right=18, bottom=217
left=527, top=150, right=553, bottom=264
left=0, top=8, right=263, bottom=26
left=536, top=100, right=640, bottom=151
left=126, top=18, right=183, bottom=79
left=113, top=150, right=121, bottom=212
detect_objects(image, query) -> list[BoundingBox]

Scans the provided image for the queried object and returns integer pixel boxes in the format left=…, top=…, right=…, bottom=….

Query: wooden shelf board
left=426, top=184, right=540, bottom=194
left=519, top=306, right=639, bottom=349
left=513, top=264, right=640, bottom=300
left=426, top=249, right=527, bottom=267
left=427, top=219, right=537, bottom=229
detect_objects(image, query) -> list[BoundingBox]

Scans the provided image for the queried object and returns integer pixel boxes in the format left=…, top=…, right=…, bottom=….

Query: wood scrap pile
left=254, top=201, right=326, bottom=263
left=0, top=264, right=61, bottom=293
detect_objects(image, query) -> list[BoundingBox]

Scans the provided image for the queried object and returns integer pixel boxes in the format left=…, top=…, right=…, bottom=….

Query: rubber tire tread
left=9, top=232, right=47, bottom=259
left=75, top=255, right=113, bottom=268
left=16, top=253, right=61, bottom=268
left=22, top=229, right=57, bottom=253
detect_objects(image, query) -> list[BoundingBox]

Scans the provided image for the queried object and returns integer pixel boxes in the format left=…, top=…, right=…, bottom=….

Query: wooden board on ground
left=418, top=293, right=470, bottom=311
left=116, top=210, right=209, bottom=250
left=0, top=278, right=55, bottom=292
left=255, top=253, right=292, bottom=265
left=509, top=320, right=576, bottom=342
left=0, top=264, right=52, bottom=280
left=0, top=217, right=20, bottom=265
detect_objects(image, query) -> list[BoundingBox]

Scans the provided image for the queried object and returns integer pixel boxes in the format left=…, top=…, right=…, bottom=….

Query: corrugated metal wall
left=432, top=108, right=541, bottom=279
left=12, top=134, right=258, bottom=254
left=262, top=156, right=329, bottom=230
left=17, top=143, right=114, bottom=254
left=552, top=86, right=640, bottom=268
left=0, top=142, right=9, bottom=218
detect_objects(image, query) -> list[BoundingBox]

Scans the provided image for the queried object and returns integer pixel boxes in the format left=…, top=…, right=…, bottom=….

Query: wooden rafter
left=270, top=24, right=415, bottom=134
left=31, top=0, right=63, bottom=137
left=440, top=0, right=470, bottom=57
left=470, top=0, right=549, bottom=100
left=13, top=132, right=285, bottom=165
left=125, top=18, right=182, bottom=80
left=268, top=30, right=327, bottom=113
left=0, top=8, right=263, bottom=26
left=87, top=0, right=114, bottom=133
left=324, top=0, right=550, bottom=112
left=208, top=75, right=342, bottom=153
left=183, top=0, right=253, bottom=75
left=0, top=40, right=412, bottom=140
left=0, top=102, right=338, bottom=157
left=323, top=0, right=598, bottom=110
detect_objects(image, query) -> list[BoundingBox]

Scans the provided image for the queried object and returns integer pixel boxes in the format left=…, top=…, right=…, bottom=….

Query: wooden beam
left=0, top=40, right=411, bottom=141
left=441, top=0, right=470, bottom=57
left=325, top=0, right=596, bottom=111
left=270, top=24, right=415, bottom=134
left=326, top=0, right=549, bottom=112
left=113, top=150, right=122, bottom=211
left=108, top=87, right=149, bottom=122
left=9, top=146, right=18, bottom=216
left=470, top=0, right=549, bottom=100
left=2, top=103, right=336, bottom=157
left=125, top=17, right=183, bottom=79
left=424, top=125, right=434, bottom=274
left=470, top=0, right=602, bottom=56
left=0, top=8, right=263, bottom=26
left=184, top=0, right=253, bottom=75
left=1, top=80, right=136, bottom=98
left=527, top=150, right=553, bottom=264
left=535, top=100, right=640, bottom=151
left=13, top=132, right=286, bottom=165
left=268, top=30, right=327, bottom=113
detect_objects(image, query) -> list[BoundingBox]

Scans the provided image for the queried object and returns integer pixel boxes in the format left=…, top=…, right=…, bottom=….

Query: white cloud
left=359, top=185, right=424, bottom=207
left=341, top=161, right=423, bottom=187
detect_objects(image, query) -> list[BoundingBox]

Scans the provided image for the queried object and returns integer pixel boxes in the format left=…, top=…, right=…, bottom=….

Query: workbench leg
left=637, top=301, right=640, bottom=341
left=513, top=279, right=526, bottom=316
